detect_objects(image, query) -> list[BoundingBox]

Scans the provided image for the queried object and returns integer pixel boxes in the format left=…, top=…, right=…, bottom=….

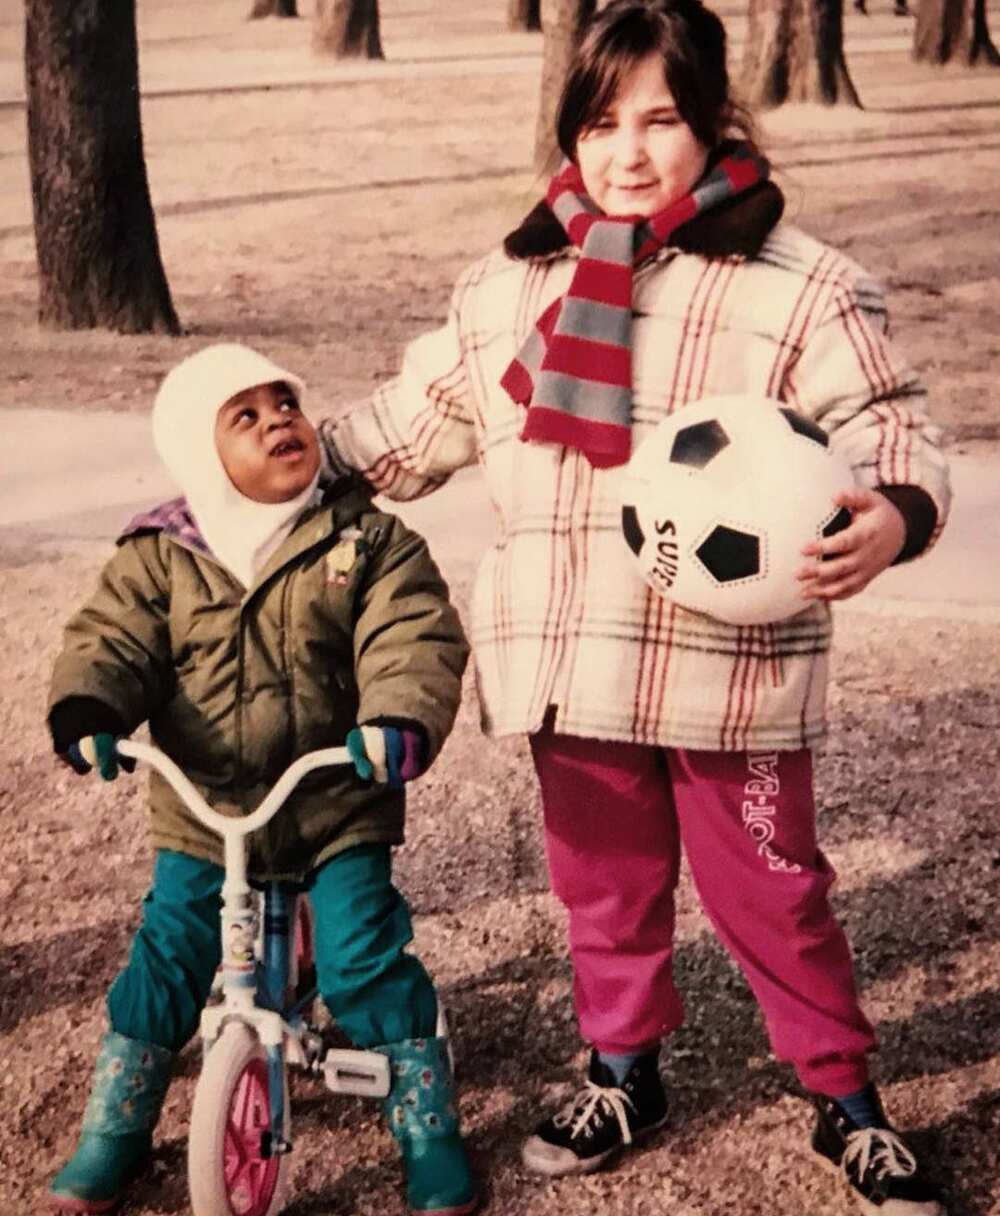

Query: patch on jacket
left=326, top=527, right=367, bottom=586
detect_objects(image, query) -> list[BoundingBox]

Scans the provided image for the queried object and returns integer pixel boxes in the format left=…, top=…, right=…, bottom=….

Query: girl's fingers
left=801, top=570, right=868, bottom=600
left=800, top=557, right=861, bottom=593
left=799, top=488, right=901, bottom=600
left=802, top=487, right=883, bottom=558
left=799, top=526, right=868, bottom=571
left=801, top=532, right=857, bottom=562
left=808, top=576, right=867, bottom=601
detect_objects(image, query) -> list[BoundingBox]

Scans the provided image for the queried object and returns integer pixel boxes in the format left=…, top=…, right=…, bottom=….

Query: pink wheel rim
left=222, top=1058, right=280, bottom=1216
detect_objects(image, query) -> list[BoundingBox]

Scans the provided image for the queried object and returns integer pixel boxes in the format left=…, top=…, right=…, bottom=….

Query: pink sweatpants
left=529, top=726, right=876, bottom=1096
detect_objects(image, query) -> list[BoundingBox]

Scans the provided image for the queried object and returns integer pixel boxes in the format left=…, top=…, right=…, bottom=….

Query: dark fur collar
left=503, top=179, right=785, bottom=262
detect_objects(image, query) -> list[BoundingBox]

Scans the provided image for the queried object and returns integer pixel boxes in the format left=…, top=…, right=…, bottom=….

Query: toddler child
left=46, top=343, right=477, bottom=1216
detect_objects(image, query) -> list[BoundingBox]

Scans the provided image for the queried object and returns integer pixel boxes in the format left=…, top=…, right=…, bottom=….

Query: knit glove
left=68, top=734, right=136, bottom=781
left=48, top=696, right=134, bottom=780
left=345, top=722, right=428, bottom=790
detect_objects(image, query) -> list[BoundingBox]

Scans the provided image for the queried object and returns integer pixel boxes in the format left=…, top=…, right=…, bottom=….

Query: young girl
left=47, top=343, right=477, bottom=1216
left=316, top=2, right=950, bottom=1212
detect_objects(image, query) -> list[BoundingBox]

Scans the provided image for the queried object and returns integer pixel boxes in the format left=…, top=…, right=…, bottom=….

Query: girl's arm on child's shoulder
left=351, top=514, right=469, bottom=767
left=318, top=276, right=479, bottom=503
left=48, top=535, right=175, bottom=739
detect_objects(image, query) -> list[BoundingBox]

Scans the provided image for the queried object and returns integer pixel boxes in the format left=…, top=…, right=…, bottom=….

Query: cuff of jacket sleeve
left=361, top=717, right=429, bottom=779
left=48, top=697, right=127, bottom=755
left=318, top=419, right=372, bottom=489
left=876, top=484, right=939, bottom=564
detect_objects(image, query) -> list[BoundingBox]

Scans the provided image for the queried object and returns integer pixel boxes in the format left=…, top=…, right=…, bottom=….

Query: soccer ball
left=619, top=396, right=856, bottom=625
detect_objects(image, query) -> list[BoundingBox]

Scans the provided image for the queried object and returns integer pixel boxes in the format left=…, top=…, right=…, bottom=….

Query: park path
left=2, top=404, right=998, bottom=621
left=0, top=0, right=916, bottom=108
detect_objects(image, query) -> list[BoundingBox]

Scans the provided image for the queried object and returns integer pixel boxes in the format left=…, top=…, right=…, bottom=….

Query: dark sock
left=833, top=1084, right=880, bottom=1129
left=597, top=1050, right=643, bottom=1085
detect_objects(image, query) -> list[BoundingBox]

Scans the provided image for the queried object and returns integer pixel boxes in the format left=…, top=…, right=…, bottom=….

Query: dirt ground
left=1, top=1, right=999, bottom=1214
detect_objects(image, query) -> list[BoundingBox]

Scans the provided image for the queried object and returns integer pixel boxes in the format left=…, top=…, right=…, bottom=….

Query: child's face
left=215, top=381, right=320, bottom=503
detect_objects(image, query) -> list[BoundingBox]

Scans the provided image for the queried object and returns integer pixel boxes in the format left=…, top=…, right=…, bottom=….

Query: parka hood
left=151, top=343, right=318, bottom=587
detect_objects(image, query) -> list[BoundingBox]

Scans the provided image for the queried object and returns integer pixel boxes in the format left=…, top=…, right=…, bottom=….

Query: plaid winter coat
left=320, top=223, right=951, bottom=752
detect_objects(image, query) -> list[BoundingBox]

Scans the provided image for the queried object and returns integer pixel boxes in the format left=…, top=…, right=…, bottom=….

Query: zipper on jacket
left=231, top=515, right=373, bottom=809
left=234, top=618, right=247, bottom=809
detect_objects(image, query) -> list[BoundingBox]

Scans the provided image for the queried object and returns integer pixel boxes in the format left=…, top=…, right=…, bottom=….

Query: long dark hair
left=505, top=0, right=771, bottom=260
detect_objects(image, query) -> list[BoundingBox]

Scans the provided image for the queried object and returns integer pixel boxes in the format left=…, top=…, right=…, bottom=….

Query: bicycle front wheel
left=188, top=1022, right=291, bottom=1216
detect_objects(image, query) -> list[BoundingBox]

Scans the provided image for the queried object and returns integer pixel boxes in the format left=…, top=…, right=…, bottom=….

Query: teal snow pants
left=107, top=846, right=437, bottom=1051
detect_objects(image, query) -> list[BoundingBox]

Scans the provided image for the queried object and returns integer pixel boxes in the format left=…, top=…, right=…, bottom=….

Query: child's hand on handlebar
left=49, top=697, right=134, bottom=780
left=345, top=724, right=427, bottom=790
left=62, top=734, right=136, bottom=781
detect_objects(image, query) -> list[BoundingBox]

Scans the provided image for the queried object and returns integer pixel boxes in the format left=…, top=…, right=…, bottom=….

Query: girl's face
left=215, top=381, right=320, bottom=503
left=575, top=51, right=710, bottom=217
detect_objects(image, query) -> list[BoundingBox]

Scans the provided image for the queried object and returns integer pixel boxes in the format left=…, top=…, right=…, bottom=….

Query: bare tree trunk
left=249, top=0, right=298, bottom=17
left=313, top=0, right=384, bottom=58
left=24, top=0, right=179, bottom=333
left=913, top=0, right=1000, bottom=65
left=741, top=0, right=861, bottom=108
left=534, top=0, right=595, bottom=173
left=742, top=0, right=792, bottom=105
left=509, top=0, right=542, bottom=31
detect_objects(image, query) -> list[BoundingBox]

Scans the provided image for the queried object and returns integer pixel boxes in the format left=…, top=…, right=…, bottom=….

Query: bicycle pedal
left=300, top=1030, right=325, bottom=1069
left=323, top=1048, right=391, bottom=1098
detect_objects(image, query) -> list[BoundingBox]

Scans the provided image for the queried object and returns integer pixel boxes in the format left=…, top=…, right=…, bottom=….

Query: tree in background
left=24, top=0, right=179, bottom=333
left=250, top=0, right=298, bottom=17
left=534, top=0, right=596, bottom=171
left=914, top=0, right=999, bottom=65
left=741, top=0, right=861, bottom=108
left=314, top=0, right=384, bottom=57
left=509, top=0, right=542, bottom=30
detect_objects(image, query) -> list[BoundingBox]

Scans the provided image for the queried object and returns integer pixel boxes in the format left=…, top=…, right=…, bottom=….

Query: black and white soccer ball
left=620, top=396, right=856, bottom=625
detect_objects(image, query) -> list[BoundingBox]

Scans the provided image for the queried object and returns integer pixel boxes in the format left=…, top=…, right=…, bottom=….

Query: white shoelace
left=552, top=1080, right=637, bottom=1145
left=842, top=1127, right=918, bottom=1182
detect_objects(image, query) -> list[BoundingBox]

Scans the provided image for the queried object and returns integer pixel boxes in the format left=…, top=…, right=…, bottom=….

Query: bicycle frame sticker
left=223, top=905, right=258, bottom=983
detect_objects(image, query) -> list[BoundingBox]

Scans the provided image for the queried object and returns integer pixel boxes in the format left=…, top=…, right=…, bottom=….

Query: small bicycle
left=114, top=738, right=414, bottom=1216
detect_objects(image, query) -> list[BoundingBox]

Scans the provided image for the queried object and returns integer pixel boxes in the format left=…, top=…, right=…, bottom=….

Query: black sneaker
left=811, top=1087, right=943, bottom=1215
left=521, top=1049, right=668, bottom=1176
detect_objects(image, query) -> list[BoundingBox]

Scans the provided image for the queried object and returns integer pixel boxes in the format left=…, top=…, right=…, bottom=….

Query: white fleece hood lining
left=152, top=343, right=320, bottom=588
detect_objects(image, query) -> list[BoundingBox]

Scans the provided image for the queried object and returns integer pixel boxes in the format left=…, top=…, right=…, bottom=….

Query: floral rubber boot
left=49, top=1031, right=174, bottom=1213
left=377, top=1036, right=479, bottom=1216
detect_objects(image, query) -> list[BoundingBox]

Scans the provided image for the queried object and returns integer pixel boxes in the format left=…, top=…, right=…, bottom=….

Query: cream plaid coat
left=320, top=223, right=950, bottom=751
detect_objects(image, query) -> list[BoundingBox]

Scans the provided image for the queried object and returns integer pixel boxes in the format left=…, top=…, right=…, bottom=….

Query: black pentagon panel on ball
left=621, top=505, right=646, bottom=557
left=669, top=420, right=730, bottom=468
left=779, top=408, right=829, bottom=447
left=820, top=506, right=852, bottom=561
left=696, top=525, right=761, bottom=583
left=822, top=507, right=852, bottom=538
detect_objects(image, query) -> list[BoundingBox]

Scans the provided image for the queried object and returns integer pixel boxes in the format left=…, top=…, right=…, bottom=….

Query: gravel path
left=1, top=539, right=997, bottom=1216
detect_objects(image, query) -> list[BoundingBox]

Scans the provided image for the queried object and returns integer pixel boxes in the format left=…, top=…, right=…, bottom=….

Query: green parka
left=48, top=477, right=469, bottom=880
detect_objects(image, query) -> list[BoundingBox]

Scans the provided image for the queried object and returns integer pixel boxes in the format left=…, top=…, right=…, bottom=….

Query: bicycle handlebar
left=115, top=740, right=352, bottom=840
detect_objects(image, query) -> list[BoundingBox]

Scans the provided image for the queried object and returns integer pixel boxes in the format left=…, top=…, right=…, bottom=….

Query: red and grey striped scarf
left=501, top=142, right=769, bottom=468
